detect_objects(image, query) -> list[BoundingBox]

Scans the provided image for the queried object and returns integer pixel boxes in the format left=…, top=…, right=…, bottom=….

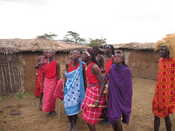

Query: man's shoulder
left=123, top=65, right=131, bottom=72
left=159, top=58, right=175, bottom=63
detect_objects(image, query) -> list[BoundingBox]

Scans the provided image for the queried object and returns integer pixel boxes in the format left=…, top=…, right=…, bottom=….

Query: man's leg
left=154, top=116, right=160, bottom=131
left=87, top=123, right=96, bottom=131
left=68, top=116, right=74, bottom=131
left=164, top=115, right=172, bottom=131
left=112, top=119, right=123, bottom=131
left=39, top=93, right=43, bottom=111
left=68, top=115, right=78, bottom=131
left=72, top=115, right=78, bottom=131
left=101, top=107, right=108, bottom=123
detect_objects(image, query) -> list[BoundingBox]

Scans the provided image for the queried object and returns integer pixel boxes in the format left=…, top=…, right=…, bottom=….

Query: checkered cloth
left=81, top=85, right=106, bottom=125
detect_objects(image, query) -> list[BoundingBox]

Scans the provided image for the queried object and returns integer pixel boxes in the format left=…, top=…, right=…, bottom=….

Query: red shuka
left=86, top=62, right=99, bottom=85
left=67, top=63, right=80, bottom=72
left=43, top=61, right=57, bottom=79
left=42, top=60, right=58, bottom=112
left=34, top=66, right=44, bottom=97
left=104, top=58, right=113, bottom=74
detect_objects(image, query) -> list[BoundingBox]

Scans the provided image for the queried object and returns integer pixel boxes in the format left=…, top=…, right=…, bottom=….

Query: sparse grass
left=15, top=92, right=33, bottom=100
left=0, top=91, right=33, bottom=102
left=0, top=95, right=11, bottom=102
left=15, top=92, right=24, bottom=99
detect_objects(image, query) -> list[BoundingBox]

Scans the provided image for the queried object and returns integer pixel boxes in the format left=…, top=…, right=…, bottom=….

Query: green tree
left=88, top=38, right=107, bottom=47
left=37, top=33, right=57, bottom=40
left=63, top=31, right=86, bottom=44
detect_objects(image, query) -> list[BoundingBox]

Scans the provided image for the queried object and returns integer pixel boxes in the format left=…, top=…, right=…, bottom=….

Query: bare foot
left=72, top=126, right=78, bottom=131
left=47, top=111, right=57, bottom=117
left=68, top=123, right=73, bottom=131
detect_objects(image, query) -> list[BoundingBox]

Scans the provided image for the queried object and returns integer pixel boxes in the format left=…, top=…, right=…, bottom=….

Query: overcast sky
left=0, top=0, right=175, bottom=43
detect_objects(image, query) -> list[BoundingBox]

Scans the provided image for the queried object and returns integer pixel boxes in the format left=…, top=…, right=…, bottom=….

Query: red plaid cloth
left=81, top=85, right=106, bottom=125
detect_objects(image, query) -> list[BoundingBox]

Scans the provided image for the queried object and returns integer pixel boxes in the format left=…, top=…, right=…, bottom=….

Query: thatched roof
left=0, top=39, right=89, bottom=53
left=114, top=42, right=156, bottom=51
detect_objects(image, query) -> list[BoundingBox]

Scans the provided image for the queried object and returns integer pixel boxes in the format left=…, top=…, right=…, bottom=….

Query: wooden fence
left=0, top=54, right=22, bottom=95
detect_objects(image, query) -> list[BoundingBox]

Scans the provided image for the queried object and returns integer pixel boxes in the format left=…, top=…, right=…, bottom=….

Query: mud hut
left=0, top=39, right=89, bottom=94
left=114, top=42, right=159, bottom=80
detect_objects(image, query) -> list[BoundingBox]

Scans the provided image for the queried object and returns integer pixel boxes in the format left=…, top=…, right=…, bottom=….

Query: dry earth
left=0, top=78, right=175, bottom=131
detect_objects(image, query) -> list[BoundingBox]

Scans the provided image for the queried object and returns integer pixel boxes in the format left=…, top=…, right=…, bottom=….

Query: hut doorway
left=0, top=50, right=22, bottom=96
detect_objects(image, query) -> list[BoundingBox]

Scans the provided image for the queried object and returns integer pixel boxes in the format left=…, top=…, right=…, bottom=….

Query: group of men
left=34, top=42, right=175, bottom=131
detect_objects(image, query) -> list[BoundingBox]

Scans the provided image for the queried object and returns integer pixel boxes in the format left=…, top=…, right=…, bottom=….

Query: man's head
left=159, top=46, right=170, bottom=58
left=113, top=50, right=124, bottom=65
left=43, top=50, right=56, bottom=59
left=92, top=46, right=103, bottom=55
left=104, top=45, right=114, bottom=57
left=37, top=55, right=46, bottom=65
left=155, top=36, right=175, bottom=58
left=70, top=50, right=80, bottom=61
left=81, top=49, right=91, bottom=63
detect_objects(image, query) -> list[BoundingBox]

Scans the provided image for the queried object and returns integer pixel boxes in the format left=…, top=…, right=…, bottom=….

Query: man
left=81, top=48, right=106, bottom=131
left=104, top=45, right=114, bottom=74
left=102, top=45, right=115, bottom=123
left=42, top=50, right=60, bottom=116
left=153, top=42, right=175, bottom=131
left=107, top=50, right=132, bottom=131
left=64, top=50, right=85, bottom=131
left=34, top=55, right=47, bottom=110
left=92, top=46, right=104, bottom=72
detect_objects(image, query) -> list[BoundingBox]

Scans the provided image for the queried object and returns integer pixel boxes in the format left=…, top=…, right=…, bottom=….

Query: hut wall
left=21, top=52, right=69, bottom=92
left=21, top=53, right=38, bottom=93
left=124, top=50, right=159, bottom=80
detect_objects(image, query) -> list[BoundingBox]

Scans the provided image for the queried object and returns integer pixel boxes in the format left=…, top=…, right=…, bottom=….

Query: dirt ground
left=0, top=78, right=175, bottom=131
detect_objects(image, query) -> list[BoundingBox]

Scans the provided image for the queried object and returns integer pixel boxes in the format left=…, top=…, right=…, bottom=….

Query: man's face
left=44, top=51, right=54, bottom=58
left=70, top=51, right=80, bottom=61
left=96, top=54, right=101, bottom=62
left=81, top=53, right=88, bottom=62
left=159, top=46, right=169, bottom=58
left=113, top=50, right=124, bottom=64
left=38, top=56, right=46, bottom=64
left=105, top=48, right=112, bottom=55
